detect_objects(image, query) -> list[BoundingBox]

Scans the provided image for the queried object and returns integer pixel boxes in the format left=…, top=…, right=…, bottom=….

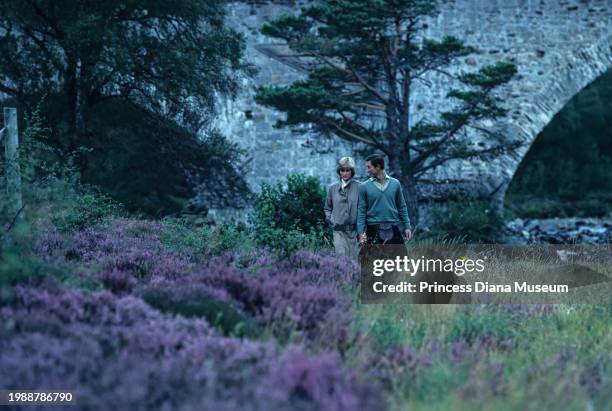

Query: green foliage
left=0, top=220, right=79, bottom=296
left=0, top=0, right=252, bottom=130
left=251, top=173, right=330, bottom=254
left=209, top=221, right=252, bottom=254
left=1, top=99, right=92, bottom=228
left=252, top=225, right=328, bottom=258
left=81, top=100, right=250, bottom=216
left=506, top=196, right=611, bottom=219
left=18, top=97, right=69, bottom=182
left=0, top=1, right=253, bottom=217
left=368, top=305, right=409, bottom=350
left=7, top=96, right=250, bottom=218
left=428, top=196, right=504, bottom=243
left=160, top=218, right=254, bottom=258
left=51, top=188, right=124, bottom=233
left=448, top=307, right=516, bottom=344
left=0, top=223, right=49, bottom=289
left=159, top=218, right=212, bottom=255
left=353, top=304, right=612, bottom=410
left=252, top=173, right=327, bottom=233
left=507, top=198, right=564, bottom=219
left=142, top=287, right=262, bottom=338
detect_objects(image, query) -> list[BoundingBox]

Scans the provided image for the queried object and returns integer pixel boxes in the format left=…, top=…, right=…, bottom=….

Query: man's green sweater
left=357, top=175, right=411, bottom=234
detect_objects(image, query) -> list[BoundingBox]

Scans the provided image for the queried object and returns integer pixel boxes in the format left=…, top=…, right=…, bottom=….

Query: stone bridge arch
left=212, top=0, right=612, bottom=218
left=478, top=27, right=612, bottom=215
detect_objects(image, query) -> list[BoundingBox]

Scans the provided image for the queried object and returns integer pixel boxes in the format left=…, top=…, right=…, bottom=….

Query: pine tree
left=255, top=0, right=522, bottom=226
left=0, top=0, right=252, bottom=148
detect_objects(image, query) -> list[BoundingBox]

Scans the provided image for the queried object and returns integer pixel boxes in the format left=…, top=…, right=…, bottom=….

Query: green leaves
left=442, top=61, right=517, bottom=123
left=0, top=1, right=254, bottom=216
left=261, top=15, right=312, bottom=42
left=0, top=0, right=252, bottom=130
left=421, top=36, right=475, bottom=60
left=459, top=61, right=518, bottom=88
left=255, top=67, right=349, bottom=128
left=250, top=173, right=329, bottom=256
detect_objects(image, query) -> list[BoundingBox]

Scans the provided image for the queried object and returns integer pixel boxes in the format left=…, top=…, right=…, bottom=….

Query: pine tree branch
left=350, top=102, right=386, bottom=111
left=310, top=52, right=389, bottom=104
left=336, top=110, right=386, bottom=148
left=5, top=203, right=26, bottom=233
left=320, top=116, right=380, bottom=147
left=414, top=142, right=518, bottom=177
left=0, top=82, right=18, bottom=96
left=410, top=86, right=494, bottom=170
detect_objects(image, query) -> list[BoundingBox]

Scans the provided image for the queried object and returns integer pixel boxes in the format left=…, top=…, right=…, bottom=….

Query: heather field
left=1, top=0, right=610, bottom=409
left=1, top=216, right=610, bottom=411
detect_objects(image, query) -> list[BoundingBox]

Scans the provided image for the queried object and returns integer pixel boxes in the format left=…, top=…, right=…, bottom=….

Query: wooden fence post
left=1, top=107, right=23, bottom=217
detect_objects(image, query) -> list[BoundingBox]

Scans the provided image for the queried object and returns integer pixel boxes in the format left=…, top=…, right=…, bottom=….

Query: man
left=324, top=157, right=360, bottom=261
left=357, top=154, right=412, bottom=245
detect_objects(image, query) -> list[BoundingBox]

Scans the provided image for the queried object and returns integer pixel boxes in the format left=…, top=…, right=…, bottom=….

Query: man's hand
left=404, top=229, right=412, bottom=241
left=359, top=232, right=367, bottom=245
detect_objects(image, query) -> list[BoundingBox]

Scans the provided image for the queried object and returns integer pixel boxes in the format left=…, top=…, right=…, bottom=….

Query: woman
left=324, top=157, right=360, bottom=261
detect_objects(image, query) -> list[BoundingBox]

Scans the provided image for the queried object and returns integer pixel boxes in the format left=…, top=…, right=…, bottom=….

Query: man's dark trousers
left=365, top=224, right=404, bottom=245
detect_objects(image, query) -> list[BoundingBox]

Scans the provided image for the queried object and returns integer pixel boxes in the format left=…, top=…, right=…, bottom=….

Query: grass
left=3, top=187, right=610, bottom=410
left=348, top=304, right=611, bottom=411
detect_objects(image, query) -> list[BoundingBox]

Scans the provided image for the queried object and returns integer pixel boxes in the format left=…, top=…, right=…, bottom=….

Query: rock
left=505, top=217, right=610, bottom=244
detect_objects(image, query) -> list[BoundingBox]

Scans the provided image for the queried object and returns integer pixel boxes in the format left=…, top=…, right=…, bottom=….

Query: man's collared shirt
left=369, top=173, right=390, bottom=191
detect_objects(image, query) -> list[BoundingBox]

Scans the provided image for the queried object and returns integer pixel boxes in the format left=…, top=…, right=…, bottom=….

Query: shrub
left=252, top=173, right=327, bottom=233
left=254, top=225, right=328, bottom=257
left=0, top=222, right=59, bottom=290
left=59, top=218, right=192, bottom=280
left=265, top=346, right=383, bottom=411
left=1, top=286, right=382, bottom=411
left=368, top=305, right=410, bottom=351
left=209, top=221, right=253, bottom=254
left=0, top=99, right=83, bottom=226
left=159, top=217, right=211, bottom=257
left=448, top=306, right=518, bottom=345
left=510, top=198, right=564, bottom=219
left=194, top=252, right=354, bottom=348
left=251, top=173, right=330, bottom=253
left=139, top=279, right=262, bottom=338
left=575, top=198, right=609, bottom=217
left=50, top=187, right=124, bottom=232
left=96, top=269, right=138, bottom=294
left=160, top=218, right=254, bottom=258
left=428, top=196, right=504, bottom=243
left=0, top=250, right=50, bottom=289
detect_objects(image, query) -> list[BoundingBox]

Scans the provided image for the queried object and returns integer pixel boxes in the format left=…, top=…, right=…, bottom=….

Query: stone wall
left=209, top=0, right=612, bottom=218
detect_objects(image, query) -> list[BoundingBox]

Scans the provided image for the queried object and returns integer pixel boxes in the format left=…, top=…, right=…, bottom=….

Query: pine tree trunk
left=3, top=107, right=22, bottom=217
left=489, top=179, right=509, bottom=222
left=72, top=57, right=89, bottom=177
left=75, top=58, right=86, bottom=137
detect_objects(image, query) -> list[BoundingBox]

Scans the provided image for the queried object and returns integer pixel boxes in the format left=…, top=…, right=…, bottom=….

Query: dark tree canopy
left=0, top=0, right=253, bottom=216
left=255, top=0, right=522, bottom=225
left=0, top=0, right=252, bottom=132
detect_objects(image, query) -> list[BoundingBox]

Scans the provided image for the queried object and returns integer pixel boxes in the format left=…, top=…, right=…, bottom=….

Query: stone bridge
left=211, top=0, right=612, bottom=218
